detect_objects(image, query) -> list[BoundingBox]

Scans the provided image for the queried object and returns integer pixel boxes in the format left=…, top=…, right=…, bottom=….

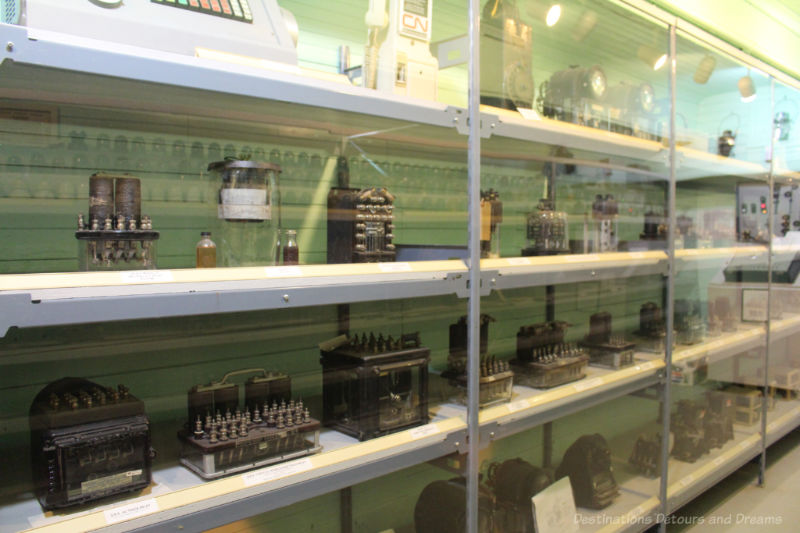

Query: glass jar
left=283, top=229, right=299, bottom=265
left=207, top=159, right=282, bottom=267
left=196, top=231, right=217, bottom=268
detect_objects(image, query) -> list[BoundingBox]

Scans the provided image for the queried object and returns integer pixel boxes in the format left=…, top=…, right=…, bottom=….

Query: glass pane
left=476, top=1, right=670, bottom=527
left=767, top=78, right=800, bottom=441
left=669, top=29, right=772, bottom=515
left=0, top=0, right=469, bottom=529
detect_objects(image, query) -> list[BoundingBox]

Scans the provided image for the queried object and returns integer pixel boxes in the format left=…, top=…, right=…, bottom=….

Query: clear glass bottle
left=196, top=231, right=217, bottom=268
left=283, top=229, right=299, bottom=265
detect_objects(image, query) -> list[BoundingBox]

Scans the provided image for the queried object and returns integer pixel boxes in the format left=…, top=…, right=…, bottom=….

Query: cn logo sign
left=402, top=13, right=429, bottom=34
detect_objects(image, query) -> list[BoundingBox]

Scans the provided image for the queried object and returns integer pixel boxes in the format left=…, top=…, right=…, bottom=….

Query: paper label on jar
left=219, top=189, right=270, bottom=220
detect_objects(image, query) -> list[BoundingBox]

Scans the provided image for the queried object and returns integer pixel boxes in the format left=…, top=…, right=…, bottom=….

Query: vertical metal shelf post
left=466, top=0, right=482, bottom=532
left=760, top=77, right=778, bottom=486
left=658, top=21, right=678, bottom=533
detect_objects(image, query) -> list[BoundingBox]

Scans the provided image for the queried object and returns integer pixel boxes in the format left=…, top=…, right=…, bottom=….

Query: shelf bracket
left=446, top=106, right=495, bottom=138
left=457, top=270, right=498, bottom=298
left=478, top=420, right=500, bottom=450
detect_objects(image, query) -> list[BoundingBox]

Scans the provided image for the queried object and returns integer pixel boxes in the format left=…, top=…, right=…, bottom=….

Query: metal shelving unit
left=0, top=3, right=798, bottom=532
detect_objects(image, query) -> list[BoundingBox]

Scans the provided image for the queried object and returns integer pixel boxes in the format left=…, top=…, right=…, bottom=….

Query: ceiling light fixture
left=572, top=10, right=598, bottom=42
left=693, top=54, right=716, bottom=84
left=527, top=3, right=562, bottom=27
left=546, top=4, right=561, bottom=27
left=637, top=45, right=667, bottom=71
left=738, top=71, right=756, bottom=102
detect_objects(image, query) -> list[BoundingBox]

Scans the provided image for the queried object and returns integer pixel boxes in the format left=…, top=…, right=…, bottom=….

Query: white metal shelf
left=479, top=359, right=665, bottom=442
left=592, top=401, right=800, bottom=533
left=5, top=358, right=664, bottom=533
left=673, top=314, right=800, bottom=369
left=0, top=24, right=461, bottom=135
left=483, top=251, right=668, bottom=291
left=4, top=248, right=777, bottom=335
left=5, top=336, right=798, bottom=532
left=480, top=105, right=769, bottom=181
left=8, top=416, right=467, bottom=533
left=665, top=401, right=800, bottom=514
left=0, top=260, right=468, bottom=335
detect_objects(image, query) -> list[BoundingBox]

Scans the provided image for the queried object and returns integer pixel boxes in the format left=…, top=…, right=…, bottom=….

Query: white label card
left=409, top=423, right=440, bottom=439
left=120, top=270, right=174, bottom=283
left=518, top=107, right=541, bottom=121
left=104, top=498, right=159, bottom=525
left=379, top=262, right=412, bottom=273
left=506, top=257, right=531, bottom=266
left=265, top=266, right=303, bottom=277
left=566, top=254, right=598, bottom=262
left=507, top=400, right=530, bottom=412
left=573, top=378, right=604, bottom=392
left=713, top=456, right=725, bottom=466
left=680, top=475, right=694, bottom=487
left=243, top=458, right=313, bottom=487
left=531, top=477, right=578, bottom=533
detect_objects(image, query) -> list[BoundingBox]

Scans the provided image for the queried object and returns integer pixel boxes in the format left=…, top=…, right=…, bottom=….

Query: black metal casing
left=321, top=334, right=430, bottom=441
left=29, top=377, right=153, bottom=510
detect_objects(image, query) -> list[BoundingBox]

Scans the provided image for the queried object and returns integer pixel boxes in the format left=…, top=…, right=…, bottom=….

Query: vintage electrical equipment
left=718, top=129, right=736, bottom=157
left=540, top=65, right=607, bottom=128
left=737, top=184, right=800, bottom=243
left=640, top=209, right=667, bottom=241
left=364, top=0, right=439, bottom=100
left=29, top=378, right=154, bottom=510
left=674, top=299, right=706, bottom=345
left=444, top=315, right=514, bottom=407
left=414, top=478, right=495, bottom=533
left=671, top=399, right=708, bottom=463
left=511, top=321, right=589, bottom=389
left=75, top=173, right=159, bottom=270
left=178, top=369, right=319, bottom=479
left=480, top=189, right=503, bottom=258
left=676, top=214, right=698, bottom=249
left=580, top=312, right=635, bottom=369
left=704, top=391, right=735, bottom=449
left=320, top=332, right=429, bottom=441
left=2, top=0, right=299, bottom=65
left=774, top=111, right=792, bottom=142
left=670, top=395, right=734, bottom=463
left=718, top=386, right=763, bottom=426
left=522, top=199, right=570, bottom=256
left=706, top=299, right=722, bottom=336
left=628, top=433, right=661, bottom=478
left=327, top=187, right=396, bottom=263
left=488, top=458, right=552, bottom=533
left=634, top=302, right=667, bottom=353
left=582, top=194, right=619, bottom=253
left=736, top=184, right=771, bottom=243
left=603, top=81, right=659, bottom=140
left=555, top=434, right=619, bottom=510
left=479, top=0, right=534, bottom=111
left=710, top=296, right=737, bottom=333
left=209, top=159, right=282, bottom=267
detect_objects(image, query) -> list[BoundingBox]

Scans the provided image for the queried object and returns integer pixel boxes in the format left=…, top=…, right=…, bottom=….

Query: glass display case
left=0, top=0, right=798, bottom=532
